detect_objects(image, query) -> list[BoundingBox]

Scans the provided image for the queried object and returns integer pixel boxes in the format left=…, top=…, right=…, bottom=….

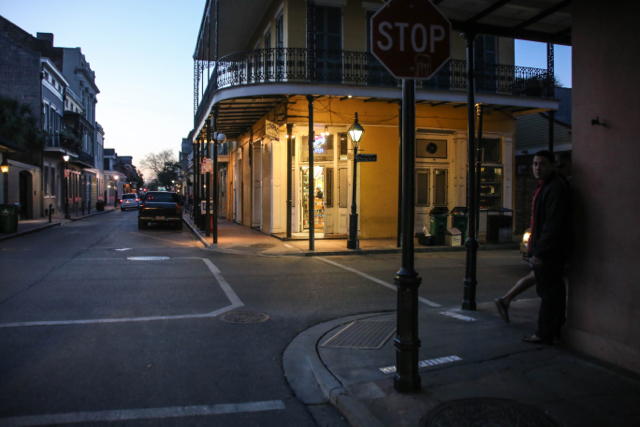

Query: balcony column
left=463, top=32, right=479, bottom=311
left=286, top=123, right=293, bottom=239
left=307, top=95, right=315, bottom=251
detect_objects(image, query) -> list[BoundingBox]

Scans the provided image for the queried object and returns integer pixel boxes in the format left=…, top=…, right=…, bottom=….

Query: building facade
left=191, top=0, right=557, bottom=240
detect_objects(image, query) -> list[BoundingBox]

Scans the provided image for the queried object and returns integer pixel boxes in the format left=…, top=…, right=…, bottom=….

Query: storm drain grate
left=321, top=319, right=396, bottom=349
left=220, top=311, right=270, bottom=324
left=423, top=398, right=561, bottom=427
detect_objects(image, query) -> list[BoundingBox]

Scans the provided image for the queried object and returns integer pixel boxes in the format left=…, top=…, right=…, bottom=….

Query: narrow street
left=0, top=212, right=531, bottom=426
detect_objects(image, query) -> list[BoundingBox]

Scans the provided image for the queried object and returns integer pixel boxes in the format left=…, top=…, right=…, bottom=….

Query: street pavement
left=1, top=211, right=639, bottom=426
left=187, top=214, right=640, bottom=427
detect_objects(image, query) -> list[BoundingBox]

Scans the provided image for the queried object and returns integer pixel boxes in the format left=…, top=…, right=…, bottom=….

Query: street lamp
left=63, top=154, right=70, bottom=219
left=347, top=113, right=364, bottom=250
left=1, top=158, right=9, bottom=203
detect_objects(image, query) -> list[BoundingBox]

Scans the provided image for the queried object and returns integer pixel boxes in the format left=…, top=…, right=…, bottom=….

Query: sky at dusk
left=1, top=1, right=572, bottom=178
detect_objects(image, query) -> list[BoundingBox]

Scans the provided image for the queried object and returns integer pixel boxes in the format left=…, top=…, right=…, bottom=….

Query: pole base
left=347, top=213, right=359, bottom=249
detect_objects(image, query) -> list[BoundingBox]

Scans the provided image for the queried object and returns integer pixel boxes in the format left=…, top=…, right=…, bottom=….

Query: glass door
left=300, top=166, right=325, bottom=232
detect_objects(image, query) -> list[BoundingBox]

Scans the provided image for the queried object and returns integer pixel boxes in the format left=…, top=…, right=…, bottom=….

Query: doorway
left=415, top=167, right=449, bottom=229
left=300, top=166, right=325, bottom=233
left=19, top=170, right=33, bottom=219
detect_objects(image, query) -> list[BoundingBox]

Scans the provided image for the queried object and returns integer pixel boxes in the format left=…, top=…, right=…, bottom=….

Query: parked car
left=138, top=191, right=183, bottom=230
left=520, top=228, right=531, bottom=261
left=120, top=193, right=140, bottom=211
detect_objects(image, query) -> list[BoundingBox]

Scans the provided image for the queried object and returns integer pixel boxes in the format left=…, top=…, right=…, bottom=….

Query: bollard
left=48, top=204, right=53, bottom=223
left=82, top=200, right=85, bottom=215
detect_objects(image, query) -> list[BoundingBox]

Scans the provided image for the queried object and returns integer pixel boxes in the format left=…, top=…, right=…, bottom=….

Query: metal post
left=475, top=104, right=484, bottom=235
left=49, top=204, right=53, bottom=222
left=347, top=144, right=359, bottom=249
left=206, top=124, right=211, bottom=237
left=213, top=122, right=219, bottom=244
left=462, top=33, right=478, bottom=311
left=64, top=167, right=70, bottom=219
left=286, top=123, right=293, bottom=239
left=397, top=103, right=403, bottom=248
left=394, top=79, right=422, bottom=393
left=307, top=95, right=314, bottom=251
left=195, top=138, right=201, bottom=227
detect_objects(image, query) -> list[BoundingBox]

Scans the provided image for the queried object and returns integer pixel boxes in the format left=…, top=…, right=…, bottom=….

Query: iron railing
left=195, top=48, right=552, bottom=126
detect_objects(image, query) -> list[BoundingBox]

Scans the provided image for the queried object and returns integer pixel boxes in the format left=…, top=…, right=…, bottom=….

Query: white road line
left=440, top=311, right=477, bottom=321
left=380, top=355, right=462, bottom=374
left=0, top=258, right=243, bottom=329
left=317, top=258, right=441, bottom=307
left=284, top=244, right=294, bottom=248
left=0, top=400, right=286, bottom=426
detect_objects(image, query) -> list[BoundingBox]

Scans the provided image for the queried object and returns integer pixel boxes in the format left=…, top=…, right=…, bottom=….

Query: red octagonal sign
left=371, top=0, right=451, bottom=80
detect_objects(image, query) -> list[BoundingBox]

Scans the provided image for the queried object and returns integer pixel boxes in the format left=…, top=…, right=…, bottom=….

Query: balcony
left=195, top=48, right=553, bottom=135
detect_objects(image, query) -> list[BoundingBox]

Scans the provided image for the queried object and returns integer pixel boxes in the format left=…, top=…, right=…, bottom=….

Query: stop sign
left=371, top=0, right=451, bottom=80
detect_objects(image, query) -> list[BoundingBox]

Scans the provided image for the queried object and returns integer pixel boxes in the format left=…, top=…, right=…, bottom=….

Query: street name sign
left=355, top=154, right=377, bottom=162
left=371, top=0, right=451, bottom=80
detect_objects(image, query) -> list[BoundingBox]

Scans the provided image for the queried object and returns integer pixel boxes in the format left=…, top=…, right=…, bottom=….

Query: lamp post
left=63, top=154, right=70, bottom=219
left=347, top=113, right=364, bottom=250
left=114, top=175, right=119, bottom=207
left=1, top=159, right=9, bottom=203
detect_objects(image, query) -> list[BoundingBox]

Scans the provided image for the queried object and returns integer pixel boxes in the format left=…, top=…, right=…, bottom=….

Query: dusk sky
left=1, top=1, right=572, bottom=178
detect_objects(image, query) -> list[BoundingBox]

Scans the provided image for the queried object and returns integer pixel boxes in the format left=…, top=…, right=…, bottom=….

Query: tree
left=140, top=149, right=178, bottom=188
left=0, top=96, right=45, bottom=165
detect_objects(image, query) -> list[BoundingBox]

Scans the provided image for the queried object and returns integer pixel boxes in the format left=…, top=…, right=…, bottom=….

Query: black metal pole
left=462, top=33, right=478, bottom=311
left=394, top=79, right=422, bottom=393
left=347, top=143, right=359, bottom=250
left=206, top=124, right=211, bottom=237
left=65, top=165, right=70, bottom=219
left=194, top=138, right=200, bottom=227
left=475, top=104, right=484, bottom=235
left=213, top=138, right=218, bottom=244
left=307, top=95, right=314, bottom=251
left=286, top=123, right=293, bottom=239
left=397, top=103, right=403, bottom=248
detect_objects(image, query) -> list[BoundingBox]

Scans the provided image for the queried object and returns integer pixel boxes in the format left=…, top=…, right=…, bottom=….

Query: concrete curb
left=283, top=312, right=391, bottom=427
left=67, top=208, right=115, bottom=221
left=0, top=222, right=61, bottom=242
left=183, top=216, right=211, bottom=248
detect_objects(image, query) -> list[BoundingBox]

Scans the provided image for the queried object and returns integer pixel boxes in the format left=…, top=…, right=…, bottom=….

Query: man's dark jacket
left=528, top=171, right=573, bottom=263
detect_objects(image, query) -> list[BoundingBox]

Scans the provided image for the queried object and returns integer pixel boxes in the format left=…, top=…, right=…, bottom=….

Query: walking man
left=523, top=150, right=573, bottom=345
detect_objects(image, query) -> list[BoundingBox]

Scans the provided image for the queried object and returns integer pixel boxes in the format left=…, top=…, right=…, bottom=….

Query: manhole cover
left=220, top=311, right=270, bottom=324
left=423, top=398, right=561, bottom=427
left=321, top=319, right=396, bottom=349
left=250, top=243, right=276, bottom=249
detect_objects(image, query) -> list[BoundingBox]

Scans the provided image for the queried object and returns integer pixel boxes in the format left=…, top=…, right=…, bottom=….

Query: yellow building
left=192, top=0, right=557, bottom=240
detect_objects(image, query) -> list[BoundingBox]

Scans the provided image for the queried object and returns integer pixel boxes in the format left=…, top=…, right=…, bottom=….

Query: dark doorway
left=19, top=170, right=33, bottom=219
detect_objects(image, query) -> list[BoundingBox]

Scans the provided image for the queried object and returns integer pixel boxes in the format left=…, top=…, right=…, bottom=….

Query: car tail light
left=176, top=204, right=181, bottom=214
left=119, top=199, right=123, bottom=203
left=140, top=203, right=145, bottom=212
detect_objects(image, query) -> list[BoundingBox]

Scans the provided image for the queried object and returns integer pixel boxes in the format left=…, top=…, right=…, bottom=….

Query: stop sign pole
left=371, top=0, right=451, bottom=393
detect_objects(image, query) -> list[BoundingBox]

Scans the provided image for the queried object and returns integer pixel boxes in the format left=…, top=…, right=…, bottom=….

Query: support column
left=462, top=32, right=478, bottom=311
left=206, top=124, right=211, bottom=237
left=394, top=79, right=422, bottom=393
left=397, top=103, right=403, bottom=248
left=286, top=123, right=293, bottom=239
left=307, top=95, right=315, bottom=251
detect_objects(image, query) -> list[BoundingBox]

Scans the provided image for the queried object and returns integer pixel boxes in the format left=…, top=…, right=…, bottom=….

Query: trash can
left=418, top=226, right=432, bottom=246
left=450, top=206, right=469, bottom=242
left=486, top=207, right=514, bottom=243
left=429, top=206, right=449, bottom=246
left=0, top=203, right=20, bottom=233
left=96, top=199, right=105, bottom=211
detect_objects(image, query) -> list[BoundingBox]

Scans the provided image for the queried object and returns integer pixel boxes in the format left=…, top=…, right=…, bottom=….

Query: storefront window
left=479, top=166, right=503, bottom=209
left=301, top=134, right=334, bottom=162
left=416, top=170, right=430, bottom=207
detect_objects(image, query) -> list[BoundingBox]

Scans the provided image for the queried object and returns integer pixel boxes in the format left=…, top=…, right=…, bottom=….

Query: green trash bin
left=451, top=206, right=469, bottom=242
left=0, top=203, right=20, bottom=233
left=429, top=206, right=449, bottom=246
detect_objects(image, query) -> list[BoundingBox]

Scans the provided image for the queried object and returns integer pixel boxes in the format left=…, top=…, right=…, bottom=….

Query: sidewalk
left=0, top=205, right=116, bottom=242
left=284, top=300, right=640, bottom=427
left=183, top=214, right=519, bottom=257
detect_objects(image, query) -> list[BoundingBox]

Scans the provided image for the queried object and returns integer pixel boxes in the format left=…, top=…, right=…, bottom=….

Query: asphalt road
left=0, top=210, right=531, bottom=426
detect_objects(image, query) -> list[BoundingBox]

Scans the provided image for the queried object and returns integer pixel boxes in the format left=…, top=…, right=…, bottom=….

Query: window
left=325, top=167, right=334, bottom=207
left=434, top=169, right=448, bottom=206
left=339, top=133, right=348, bottom=159
left=338, top=168, right=348, bottom=208
left=479, top=167, right=503, bottom=209
left=416, top=139, right=447, bottom=159
left=276, top=15, right=284, bottom=48
left=51, top=167, right=56, bottom=198
left=480, top=138, right=502, bottom=163
left=416, top=170, right=430, bottom=207
left=44, top=165, right=50, bottom=196
left=314, top=6, right=342, bottom=82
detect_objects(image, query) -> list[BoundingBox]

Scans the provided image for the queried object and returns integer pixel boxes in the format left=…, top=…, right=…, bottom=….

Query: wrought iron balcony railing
left=195, top=48, right=552, bottom=125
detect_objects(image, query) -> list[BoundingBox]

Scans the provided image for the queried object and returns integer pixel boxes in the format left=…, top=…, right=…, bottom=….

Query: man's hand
left=531, top=256, right=544, bottom=268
